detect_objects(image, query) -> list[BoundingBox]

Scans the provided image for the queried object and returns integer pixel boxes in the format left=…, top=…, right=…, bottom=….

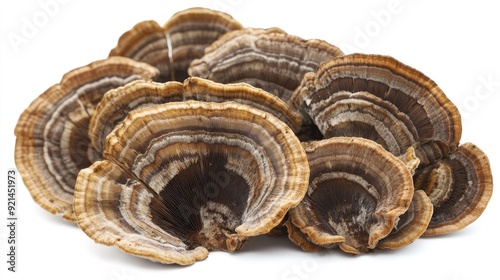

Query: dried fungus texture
left=14, top=57, right=159, bottom=221
left=188, top=28, right=344, bottom=103
left=89, top=77, right=303, bottom=154
left=290, top=53, right=493, bottom=236
left=287, top=137, right=423, bottom=254
left=290, top=53, right=462, bottom=166
left=74, top=101, right=309, bottom=265
left=414, top=143, right=493, bottom=236
left=110, top=7, right=243, bottom=82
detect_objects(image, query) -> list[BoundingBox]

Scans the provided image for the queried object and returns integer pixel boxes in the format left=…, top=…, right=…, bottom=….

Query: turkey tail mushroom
left=109, top=7, right=243, bottom=82
left=74, top=101, right=309, bottom=265
left=290, top=53, right=462, bottom=165
left=414, top=143, right=493, bottom=236
left=14, top=57, right=159, bottom=222
left=287, top=137, right=417, bottom=254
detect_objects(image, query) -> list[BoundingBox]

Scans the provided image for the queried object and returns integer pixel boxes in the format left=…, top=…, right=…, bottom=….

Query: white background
left=1, top=1, right=499, bottom=279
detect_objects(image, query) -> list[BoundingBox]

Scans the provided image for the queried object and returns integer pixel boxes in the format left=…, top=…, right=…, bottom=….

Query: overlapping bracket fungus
left=286, top=137, right=432, bottom=253
left=290, top=53, right=493, bottom=237
left=188, top=27, right=344, bottom=103
left=74, top=101, right=309, bottom=265
left=89, top=77, right=303, bottom=155
left=14, top=6, right=494, bottom=265
left=14, top=57, right=159, bottom=221
left=109, top=7, right=243, bottom=82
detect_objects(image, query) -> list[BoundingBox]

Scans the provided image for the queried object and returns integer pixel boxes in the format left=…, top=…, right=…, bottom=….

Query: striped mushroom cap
left=414, top=143, right=493, bottom=236
left=290, top=53, right=462, bottom=166
left=109, top=7, right=243, bottom=82
left=89, top=77, right=303, bottom=154
left=188, top=27, right=344, bottom=103
left=14, top=57, right=159, bottom=221
left=74, top=101, right=309, bottom=265
left=287, top=137, right=417, bottom=254
left=377, top=190, right=433, bottom=249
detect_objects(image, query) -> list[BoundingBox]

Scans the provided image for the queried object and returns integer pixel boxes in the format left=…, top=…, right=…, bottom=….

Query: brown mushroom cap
left=377, top=190, right=433, bottom=249
left=74, top=100, right=309, bottom=265
left=14, top=57, right=158, bottom=221
left=188, top=28, right=344, bottom=102
left=288, top=137, right=414, bottom=254
left=89, top=77, right=303, bottom=155
left=291, top=53, right=462, bottom=166
left=414, top=142, right=493, bottom=236
left=109, top=7, right=243, bottom=82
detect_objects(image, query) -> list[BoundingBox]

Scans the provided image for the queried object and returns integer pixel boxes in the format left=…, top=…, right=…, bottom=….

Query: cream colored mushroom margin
left=285, top=137, right=433, bottom=254
left=73, top=101, right=310, bottom=265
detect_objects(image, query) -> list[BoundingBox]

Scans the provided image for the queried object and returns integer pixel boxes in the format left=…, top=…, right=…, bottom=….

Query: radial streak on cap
left=74, top=100, right=309, bottom=265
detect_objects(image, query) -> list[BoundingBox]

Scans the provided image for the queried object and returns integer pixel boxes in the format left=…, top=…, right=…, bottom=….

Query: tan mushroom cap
left=109, top=7, right=243, bottom=82
left=14, top=57, right=158, bottom=222
left=188, top=28, right=344, bottom=103
left=88, top=80, right=185, bottom=153
left=74, top=100, right=309, bottom=265
left=290, top=53, right=462, bottom=166
left=288, top=137, right=414, bottom=254
left=414, top=142, right=493, bottom=236
left=89, top=77, right=303, bottom=155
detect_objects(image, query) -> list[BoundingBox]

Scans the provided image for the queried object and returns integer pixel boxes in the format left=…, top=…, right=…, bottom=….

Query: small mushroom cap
left=188, top=28, right=344, bottom=102
left=377, top=190, right=433, bottom=249
left=413, top=142, right=493, bottom=236
left=74, top=100, right=309, bottom=264
left=14, top=57, right=158, bottom=221
left=291, top=53, right=462, bottom=165
left=109, top=8, right=243, bottom=82
left=89, top=80, right=185, bottom=153
left=288, top=137, right=414, bottom=254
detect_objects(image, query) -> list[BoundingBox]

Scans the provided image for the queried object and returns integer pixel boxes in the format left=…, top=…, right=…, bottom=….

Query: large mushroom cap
left=288, top=137, right=415, bottom=254
left=188, top=28, right=344, bottom=103
left=74, top=100, right=310, bottom=265
left=291, top=53, right=462, bottom=165
left=414, top=142, right=493, bottom=236
left=109, top=7, right=243, bottom=82
left=14, top=57, right=158, bottom=221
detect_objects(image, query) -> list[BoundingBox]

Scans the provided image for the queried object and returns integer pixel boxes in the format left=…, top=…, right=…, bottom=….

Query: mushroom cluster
left=14, top=7, right=493, bottom=265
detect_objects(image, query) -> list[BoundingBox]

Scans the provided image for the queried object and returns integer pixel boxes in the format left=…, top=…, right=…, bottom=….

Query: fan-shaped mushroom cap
left=14, top=57, right=158, bottom=221
left=188, top=28, right=344, bottom=102
left=74, top=100, right=309, bottom=265
left=291, top=53, right=462, bottom=165
left=288, top=137, right=414, bottom=254
left=89, top=77, right=303, bottom=155
left=414, top=142, right=493, bottom=236
left=377, top=190, right=433, bottom=249
left=109, top=7, right=243, bottom=82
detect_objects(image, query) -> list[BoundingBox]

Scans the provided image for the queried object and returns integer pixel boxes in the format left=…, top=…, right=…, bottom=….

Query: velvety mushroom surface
left=74, top=101, right=309, bottom=265
left=14, top=57, right=159, bottom=221
left=290, top=53, right=462, bottom=166
left=287, top=137, right=416, bottom=254
left=188, top=28, right=344, bottom=102
left=109, top=7, right=243, bottom=82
